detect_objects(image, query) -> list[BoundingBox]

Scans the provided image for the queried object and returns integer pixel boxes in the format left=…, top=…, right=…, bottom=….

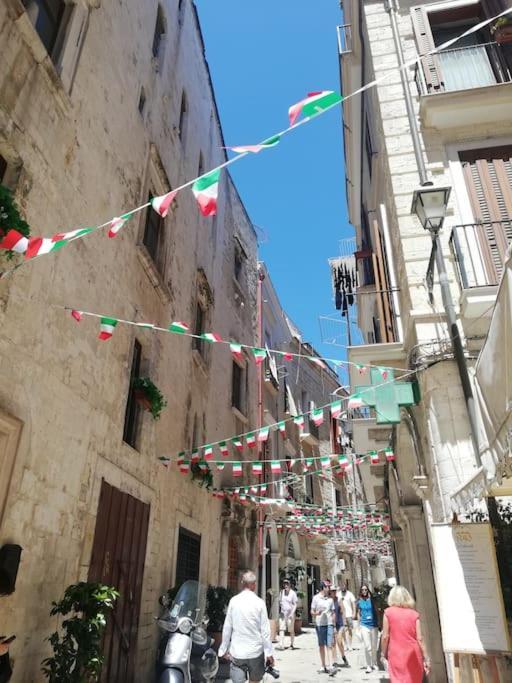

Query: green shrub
left=0, top=185, right=30, bottom=259
left=132, top=376, right=167, bottom=420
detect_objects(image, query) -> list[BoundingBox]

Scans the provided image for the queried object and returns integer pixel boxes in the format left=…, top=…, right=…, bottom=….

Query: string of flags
left=1, top=10, right=507, bottom=280
left=64, top=306, right=411, bottom=374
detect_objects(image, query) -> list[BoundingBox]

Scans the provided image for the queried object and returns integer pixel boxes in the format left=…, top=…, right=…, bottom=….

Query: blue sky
left=195, top=0, right=353, bottom=365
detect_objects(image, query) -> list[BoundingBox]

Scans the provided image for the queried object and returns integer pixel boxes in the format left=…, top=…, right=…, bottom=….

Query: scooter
left=155, top=580, right=219, bottom=683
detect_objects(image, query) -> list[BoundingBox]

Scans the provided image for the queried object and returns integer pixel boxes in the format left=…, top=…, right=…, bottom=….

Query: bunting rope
left=59, top=305, right=412, bottom=373
left=1, top=9, right=509, bottom=279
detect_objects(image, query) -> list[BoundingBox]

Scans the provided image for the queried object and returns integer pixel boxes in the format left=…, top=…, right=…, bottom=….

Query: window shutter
left=410, top=6, right=444, bottom=92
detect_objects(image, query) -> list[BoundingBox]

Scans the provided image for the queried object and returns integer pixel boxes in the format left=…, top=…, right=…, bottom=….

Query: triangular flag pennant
left=348, top=395, right=365, bottom=410
left=230, top=342, right=244, bottom=361
left=330, top=401, right=342, bottom=419
left=320, top=456, right=330, bottom=469
left=203, top=445, right=214, bottom=461
left=309, top=357, right=327, bottom=370
left=288, top=91, right=342, bottom=126
left=0, top=229, right=29, bottom=254
left=258, top=426, right=270, bottom=442
left=71, top=310, right=83, bottom=322
left=178, top=458, right=190, bottom=473
left=198, top=461, right=208, bottom=472
left=232, top=462, right=242, bottom=477
left=25, top=236, right=65, bottom=260
left=369, top=450, right=380, bottom=464
left=246, top=432, right=256, bottom=448
left=232, top=437, right=243, bottom=452
left=252, top=347, right=267, bottom=365
left=191, top=451, right=200, bottom=464
left=251, top=486, right=259, bottom=494
left=219, top=441, right=229, bottom=457
left=384, top=447, right=395, bottom=462
left=294, top=415, right=305, bottom=429
left=260, top=484, right=268, bottom=494
left=192, top=168, right=221, bottom=216
left=201, top=332, right=223, bottom=343
left=169, top=321, right=189, bottom=334
left=98, top=317, right=118, bottom=341
left=356, top=364, right=367, bottom=375
left=278, top=421, right=287, bottom=437
left=252, top=462, right=263, bottom=476
left=271, top=461, right=281, bottom=474
left=151, top=190, right=178, bottom=217
left=215, top=461, right=225, bottom=471
left=108, top=215, right=130, bottom=238
left=338, top=454, right=349, bottom=467
left=226, top=135, right=281, bottom=154
left=311, top=408, right=324, bottom=426
left=378, top=367, right=389, bottom=380
left=282, top=352, right=293, bottom=361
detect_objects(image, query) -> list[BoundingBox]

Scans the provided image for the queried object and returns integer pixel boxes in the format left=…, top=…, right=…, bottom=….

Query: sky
left=195, top=0, right=353, bottom=365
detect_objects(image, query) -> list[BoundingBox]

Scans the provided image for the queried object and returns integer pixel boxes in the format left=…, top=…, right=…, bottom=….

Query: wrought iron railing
left=450, top=220, right=512, bottom=289
left=414, top=41, right=512, bottom=95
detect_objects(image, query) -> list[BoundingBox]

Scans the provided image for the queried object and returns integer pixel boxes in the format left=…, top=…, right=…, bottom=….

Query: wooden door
left=460, top=146, right=512, bottom=284
left=88, top=480, right=150, bottom=683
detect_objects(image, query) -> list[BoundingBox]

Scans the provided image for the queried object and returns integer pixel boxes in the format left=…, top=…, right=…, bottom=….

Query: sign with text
left=431, top=523, right=510, bottom=654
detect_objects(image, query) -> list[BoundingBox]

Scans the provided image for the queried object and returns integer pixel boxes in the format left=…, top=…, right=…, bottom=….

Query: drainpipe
left=257, top=264, right=265, bottom=598
left=385, top=0, right=428, bottom=185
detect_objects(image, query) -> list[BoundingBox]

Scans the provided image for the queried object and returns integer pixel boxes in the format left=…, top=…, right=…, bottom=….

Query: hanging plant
left=41, top=582, right=119, bottom=682
left=491, top=17, right=512, bottom=44
left=0, top=184, right=30, bottom=259
left=191, top=461, right=213, bottom=489
left=132, top=377, right=167, bottom=420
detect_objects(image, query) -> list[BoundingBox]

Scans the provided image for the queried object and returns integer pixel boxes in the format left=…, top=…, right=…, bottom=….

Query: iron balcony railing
left=415, top=41, right=512, bottom=95
left=450, top=219, right=512, bottom=289
left=337, top=24, right=353, bottom=56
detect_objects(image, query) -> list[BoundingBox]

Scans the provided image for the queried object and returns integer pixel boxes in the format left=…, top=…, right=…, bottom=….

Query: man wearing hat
left=278, top=578, right=298, bottom=650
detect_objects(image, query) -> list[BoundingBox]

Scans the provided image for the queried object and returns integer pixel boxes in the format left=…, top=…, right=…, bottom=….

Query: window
left=143, top=192, right=164, bottom=270
left=179, top=91, right=188, bottom=144
left=192, top=302, right=206, bottom=357
left=335, top=488, right=342, bottom=507
left=22, top=0, right=66, bottom=58
left=152, top=5, right=166, bottom=59
left=234, top=239, right=247, bottom=284
left=232, top=361, right=244, bottom=412
left=123, top=340, right=142, bottom=448
left=175, top=527, right=201, bottom=588
left=138, top=87, right=146, bottom=116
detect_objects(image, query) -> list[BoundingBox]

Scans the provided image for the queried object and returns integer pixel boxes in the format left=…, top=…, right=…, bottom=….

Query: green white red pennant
left=311, top=408, right=324, bottom=426
left=288, top=91, right=342, bottom=125
left=215, top=462, right=225, bottom=471
left=201, top=332, right=223, bottom=343
left=246, top=432, right=256, bottom=448
left=192, top=168, right=221, bottom=216
left=278, top=421, right=286, bottom=437
left=219, top=441, right=229, bottom=457
left=384, top=447, right=395, bottom=462
left=320, top=457, right=330, bottom=469
left=252, top=347, right=266, bottom=365
left=330, top=401, right=342, bottom=418
left=271, top=461, right=281, bottom=473
left=369, top=450, right=380, bottom=464
left=232, top=462, right=242, bottom=477
left=108, top=215, right=130, bottom=238
left=151, top=190, right=178, bottom=217
left=169, top=321, right=189, bottom=334
left=226, top=135, right=281, bottom=154
left=258, top=426, right=270, bottom=442
left=0, top=229, right=29, bottom=254
left=203, top=445, right=213, bottom=460
left=230, top=342, right=244, bottom=361
left=252, top=462, right=263, bottom=475
left=191, top=451, right=200, bottom=463
left=232, top=437, right=243, bottom=451
left=98, top=317, right=118, bottom=341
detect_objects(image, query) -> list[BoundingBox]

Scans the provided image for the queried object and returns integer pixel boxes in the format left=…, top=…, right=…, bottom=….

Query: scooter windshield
left=169, top=580, right=206, bottom=623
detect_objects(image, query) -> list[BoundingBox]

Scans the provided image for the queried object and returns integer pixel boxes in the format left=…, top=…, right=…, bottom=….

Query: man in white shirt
left=338, top=582, right=356, bottom=650
left=311, top=581, right=336, bottom=676
left=278, top=579, right=298, bottom=650
left=218, top=571, right=275, bottom=683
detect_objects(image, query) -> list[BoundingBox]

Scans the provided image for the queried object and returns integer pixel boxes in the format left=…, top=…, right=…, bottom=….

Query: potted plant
left=191, top=461, right=213, bottom=489
left=0, top=185, right=30, bottom=260
left=132, top=377, right=167, bottom=419
left=206, top=586, right=233, bottom=649
left=41, top=582, right=118, bottom=682
left=491, top=17, right=512, bottom=45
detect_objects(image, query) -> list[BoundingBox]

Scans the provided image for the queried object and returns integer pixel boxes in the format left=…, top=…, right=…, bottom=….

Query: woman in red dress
left=381, top=586, right=430, bottom=682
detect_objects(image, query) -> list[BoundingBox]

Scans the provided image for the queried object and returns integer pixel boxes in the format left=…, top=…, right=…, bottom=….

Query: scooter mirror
left=159, top=594, right=170, bottom=608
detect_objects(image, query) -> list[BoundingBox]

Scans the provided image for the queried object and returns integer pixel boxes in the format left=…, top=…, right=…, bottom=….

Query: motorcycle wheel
left=157, top=669, right=185, bottom=683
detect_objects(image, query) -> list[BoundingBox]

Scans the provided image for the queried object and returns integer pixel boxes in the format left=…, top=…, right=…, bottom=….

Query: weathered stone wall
left=0, top=1, right=258, bottom=680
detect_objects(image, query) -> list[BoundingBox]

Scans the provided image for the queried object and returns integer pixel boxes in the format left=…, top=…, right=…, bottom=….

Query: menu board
left=431, top=523, right=511, bottom=654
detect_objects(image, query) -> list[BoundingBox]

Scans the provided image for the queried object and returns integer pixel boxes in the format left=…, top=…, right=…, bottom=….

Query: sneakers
left=328, top=667, right=337, bottom=677
left=365, top=666, right=372, bottom=674
left=372, top=665, right=379, bottom=671
left=343, top=656, right=348, bottom=666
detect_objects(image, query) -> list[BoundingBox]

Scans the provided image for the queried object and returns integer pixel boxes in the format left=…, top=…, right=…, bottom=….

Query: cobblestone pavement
left=218, top=626, right=390, bottom=683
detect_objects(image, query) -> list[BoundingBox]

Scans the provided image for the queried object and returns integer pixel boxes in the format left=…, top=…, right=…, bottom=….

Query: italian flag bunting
left=178, top=457, right=190, bottom=474
left=348, top=395, right=365, bottom=410
left=246, top=432, right=256, bottom=448
left=356, top=364, right=367, bottom=374
left=71, top=310, right=83, bottom=322
left=288, top=91, right=342, bottom=126
left=0, top=229, right=29, bottom=254
left=330, top=401, right=342, bottom=419
left=320, top=457, right=330, bottom=469
left=260, top=484, right=268, bottom=494
left=384, top=447, right=395, bottom=462
left=151, top=190, right=178, bottom=218
left=378, top=367, right=389, bottom=380
left=232, top=462, right=242, bottom=477
left=311, top=408, right=324, bottom=426
left=294, top=415, right=305, bottom=430
left=339, top=454, right=349, bottom=467
left=309, top=357, right=327, bottom=370
left=282, top=352, right=293, bottom=361
left=169, top=321, right=189, bottom=334
left=369, top=450, right=380, bottom=465
left=52, top=227, right=93, bottom=242
left=98, top=317, right=118, bottom=341
left=198, top=461, right=208, bottom=472
left=191, top=451, right=200, bottom=464
left=219, top=441, right=229, bottom=457
left=232, top=437, right=243, bottom=452
left=230, top=342, right=244, bottom=361
left=25, top=236, right=66, bottom=260
left=252, top=462, right=263, bottom=476
left=258, top=426, right=270, bottom=442
left=226, top=135, right=280, bottom=154
left=278, top=421, right=287, bottom=437
left=192, top=168, right=221, bottom=217
left=252, top=347, right=266, bottom=365
left=201, top=332, right=223, bottom=343
left=203, top=445, right=213, bottom=461
left=215, top=462, right=225, bottom=471
left=108, top=215, right=130, bottom=238
left=271, top=461, right=281, bottom=474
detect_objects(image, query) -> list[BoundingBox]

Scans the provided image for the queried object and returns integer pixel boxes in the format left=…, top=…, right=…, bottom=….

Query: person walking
left=311, top=581, right=336, bottom=676
left=355, top=584, right=379, bottom=674
left=338, top=582, right=356, bottom=650
left=218, top=571, right=274, bottom=683
left=381, top=586, right=431, bottom=682
left=278, top=579, right=297, bottom=650
left=330, top=588, right=348, bottom=668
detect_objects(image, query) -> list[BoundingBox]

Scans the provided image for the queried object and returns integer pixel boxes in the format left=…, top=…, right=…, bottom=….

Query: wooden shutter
left=460, top=146, right=512, bottom=283
left=411, top=6, right=444, bottom=92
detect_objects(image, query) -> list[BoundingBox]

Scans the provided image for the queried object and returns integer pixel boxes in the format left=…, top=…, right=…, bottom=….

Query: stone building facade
left=339, top=0, right=512, bottom=680
left=0, top=1, right=259, bottom=680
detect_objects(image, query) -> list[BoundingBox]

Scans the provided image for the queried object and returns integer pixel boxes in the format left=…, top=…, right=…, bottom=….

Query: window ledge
left=136, top=243, right=172, bottom=304
left=231, top=406, right=248, bottom=424
left=192, top=349, right=209, bottom=375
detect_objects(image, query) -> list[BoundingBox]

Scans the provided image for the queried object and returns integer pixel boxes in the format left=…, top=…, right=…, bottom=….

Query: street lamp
left=411, top=185, right=451, bottom=232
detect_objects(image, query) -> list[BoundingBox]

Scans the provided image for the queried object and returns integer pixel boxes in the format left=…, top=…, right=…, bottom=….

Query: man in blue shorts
left=311, top=581, right=335, bottom=676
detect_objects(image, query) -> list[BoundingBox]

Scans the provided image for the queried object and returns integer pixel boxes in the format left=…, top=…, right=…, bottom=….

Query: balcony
left=415, top=42, right=512, bottom=129
left=450, top=220, right=512, bottom=323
